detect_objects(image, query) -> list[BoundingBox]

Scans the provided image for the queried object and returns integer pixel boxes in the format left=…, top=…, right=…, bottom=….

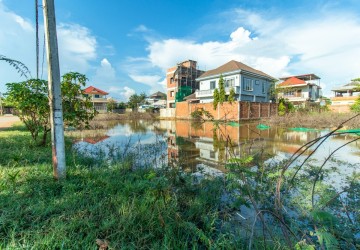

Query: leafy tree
left=213, top=88, right=219, bottom=110
left=61, top=72, right=97, bottom=129
left=117, top=102, right=127, bottom=109
left=218, top=75, right=226, bottom=104
left=350, top=96, right=360, bottom=112
left=6, top=79, right=50, bottom=144
left=107, top=99, right=117, bottom=112
left=6, top=73, right=96, bottom=146
left=228, top=87, right=235, bottom=103
left=269, top=80, right=278, bottom=102
left=128, top=93, right=146, bottom=109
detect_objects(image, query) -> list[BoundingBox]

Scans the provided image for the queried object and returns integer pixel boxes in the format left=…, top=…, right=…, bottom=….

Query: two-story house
left=277, top=74, right=322, bottom=103
left=330, top=80, right=360, bottom=112
left=195, top=60, right=276, bottom=103
left=83, top=86, right=109, bottom=112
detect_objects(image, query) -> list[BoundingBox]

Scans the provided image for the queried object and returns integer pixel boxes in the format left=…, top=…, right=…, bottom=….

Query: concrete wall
left=160, top=108, right=176, bottom=119
left=175, top=101, right=278, bottom=120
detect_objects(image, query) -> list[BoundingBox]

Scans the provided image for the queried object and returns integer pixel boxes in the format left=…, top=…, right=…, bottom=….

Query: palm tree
left=0, top=55, right=31, bottom=79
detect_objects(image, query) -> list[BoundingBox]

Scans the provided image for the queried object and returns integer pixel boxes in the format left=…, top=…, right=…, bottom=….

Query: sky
left=1, top=0, right=360, bottom=101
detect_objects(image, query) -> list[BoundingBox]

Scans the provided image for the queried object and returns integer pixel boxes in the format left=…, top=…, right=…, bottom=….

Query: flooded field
left=73, top=119, right=360, bottom=174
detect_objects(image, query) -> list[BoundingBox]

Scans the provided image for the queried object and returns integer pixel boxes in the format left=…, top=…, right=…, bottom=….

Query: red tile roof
left=198, top=60, right=276, bottom=80
left=278, top=77, right=306, bottom=87
left=83, top=86, right=109, bottom=95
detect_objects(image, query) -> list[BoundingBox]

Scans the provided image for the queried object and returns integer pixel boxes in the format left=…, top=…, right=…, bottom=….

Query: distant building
left=277, top=74, right=321, bottom=103
left=166, top=60, right=205, bottom=108
left=83, top=86, right=109, bottom=112
left=195, top=60, right=276, bottom=103
left=147, top=91, right=167, bottom=108
left=330, top=80, right=360, bottom=112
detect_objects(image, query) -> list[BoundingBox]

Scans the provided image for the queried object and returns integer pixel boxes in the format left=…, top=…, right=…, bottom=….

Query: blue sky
left=1, top=0, right=360, bottom=100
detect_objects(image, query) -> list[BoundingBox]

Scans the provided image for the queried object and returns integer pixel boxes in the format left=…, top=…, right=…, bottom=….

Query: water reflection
left=73, top=119, right=359, bottom=175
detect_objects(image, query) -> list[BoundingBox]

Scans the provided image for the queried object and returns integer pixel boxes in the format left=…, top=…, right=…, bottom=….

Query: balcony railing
left=196, top=86, right=240, bottom=97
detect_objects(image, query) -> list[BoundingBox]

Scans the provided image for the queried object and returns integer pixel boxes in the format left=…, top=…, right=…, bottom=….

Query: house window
left=262, top=81, right=266, bottom=93
left=170, top=77, right=174, bottom=84
left=94, top=94, right=100, bottom=98
left=225, top=78, right=235, bottom=87
left=210, top=150, right=215, bottom=159
left=284, top=91, right=295, bottom=96
left=210, top=81, right=216, bottom=89
left=243, top=78, right=253, bottom=91
left=170, top=91, right=175, bottom=97
left=255, top=80, right=260, bottom=85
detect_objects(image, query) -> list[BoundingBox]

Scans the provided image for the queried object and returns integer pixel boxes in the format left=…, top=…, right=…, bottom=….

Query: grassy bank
left=0, top=127, right=240, bottom=249
left=264, top=111, right=360, bottom=129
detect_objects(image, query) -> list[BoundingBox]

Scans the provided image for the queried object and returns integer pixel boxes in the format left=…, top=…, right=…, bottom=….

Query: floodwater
left=73, top=119, right=360, bottom=183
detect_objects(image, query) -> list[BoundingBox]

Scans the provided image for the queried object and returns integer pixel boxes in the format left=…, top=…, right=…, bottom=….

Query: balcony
left=196, top=86, right=240, bottom=97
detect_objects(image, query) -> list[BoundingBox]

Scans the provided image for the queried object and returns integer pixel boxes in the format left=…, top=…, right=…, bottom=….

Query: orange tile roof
left=83, top=86, right=109, bottom=95
left=198, top=60, right=276, bottom=80
left=278, top=77, right=306, bottom=87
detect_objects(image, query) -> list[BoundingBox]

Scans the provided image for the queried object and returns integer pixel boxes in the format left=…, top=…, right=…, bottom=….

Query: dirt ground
left=0, top=115, right=20, bottom=129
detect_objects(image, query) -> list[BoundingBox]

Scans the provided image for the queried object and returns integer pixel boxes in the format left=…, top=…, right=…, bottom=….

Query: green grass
left=0, top=126, right=242, bottom=249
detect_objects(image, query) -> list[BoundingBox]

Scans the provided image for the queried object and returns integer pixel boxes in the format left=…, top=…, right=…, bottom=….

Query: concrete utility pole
left=43, top=0, right=66, bottom=179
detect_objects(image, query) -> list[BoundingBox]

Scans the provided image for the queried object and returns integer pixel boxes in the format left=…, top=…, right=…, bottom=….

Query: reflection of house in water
left=165, top=120, right=277, bottom=172
left=75, top=135, right=110, bottom=144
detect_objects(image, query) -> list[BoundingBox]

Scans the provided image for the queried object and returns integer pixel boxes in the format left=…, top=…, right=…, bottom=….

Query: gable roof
left=278, top=77, right=307, bottom=87
left=83, top=86, right=109, bottom=95
left=197, top=60, right=276, bottom=80
left=149, top=91, right=166, bottom=99
left=279, top=74, right=320, bottom=81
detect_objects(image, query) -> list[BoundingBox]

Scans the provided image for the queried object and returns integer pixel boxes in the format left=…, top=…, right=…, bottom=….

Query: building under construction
left=166, top=60, right=204, bottom=108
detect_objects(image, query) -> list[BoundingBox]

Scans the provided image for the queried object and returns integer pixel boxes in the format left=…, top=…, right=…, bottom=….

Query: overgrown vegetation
left=1, top=115, right=359, bottom=249
left=0, top=126, right=240, bottom=249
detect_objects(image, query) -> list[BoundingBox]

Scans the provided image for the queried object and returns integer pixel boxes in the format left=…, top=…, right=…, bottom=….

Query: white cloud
left=109, top=86, right=136, bottom=101
left=142, top=8, right=360, bottom=95
left=57, top=23, right=97, bottom=73
left=91, top=58, right=116, bottom=85
left=129, top=74, right=165, bottom=93
left=0, top=3, right=98, bottom=93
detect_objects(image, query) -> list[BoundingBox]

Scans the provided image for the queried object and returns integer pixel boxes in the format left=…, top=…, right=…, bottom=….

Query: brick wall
left=176, top=101, right=278, bottom=120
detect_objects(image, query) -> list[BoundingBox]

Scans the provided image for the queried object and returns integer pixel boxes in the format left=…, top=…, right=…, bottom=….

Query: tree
left=228, top=87, right=235, bottom=103
left=6, top=79, right=50, bottom=145
left=61, top=72, right=97, bottom=129
left=269, top=80, right=278, bottom=102
left=107, top=99, right=117, bottom=112
left=5, top=72, right=96, bottom=146
left=128, top=93, right=146, bottom=109
left=350, top=96, right=360, bottom=113
left=218, top=75, right=226, bottom=104
left=213, top=88, right=219, bottom=110
left=0, top=55, right=31, bottom=79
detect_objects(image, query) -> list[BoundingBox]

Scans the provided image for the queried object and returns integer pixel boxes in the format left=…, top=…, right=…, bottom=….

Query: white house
left=195, top=60, right=276, bottom=103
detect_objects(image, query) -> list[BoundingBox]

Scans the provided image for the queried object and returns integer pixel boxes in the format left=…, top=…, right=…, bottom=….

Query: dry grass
left=264, top=112, right=360, bottom=129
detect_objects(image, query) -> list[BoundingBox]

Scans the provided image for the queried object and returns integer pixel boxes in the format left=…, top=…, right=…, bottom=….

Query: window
left=170, top=77, right=174, bottom=84
left=262, top=81, right=266, bottom=93
left=225, top=78, right=235, bottom=87
left=210, top=150, right=215, bottom=159
left=170, top=91, right=175, bottom=97
left=210, top=81, right=216, bottom=89
left=243, top=78, right=253, bottom=91
left=284, top=91, right=295, bottom=96
left=255, top=80, right=260, bottom=85
left=94, top=94, right=100, bottom=98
